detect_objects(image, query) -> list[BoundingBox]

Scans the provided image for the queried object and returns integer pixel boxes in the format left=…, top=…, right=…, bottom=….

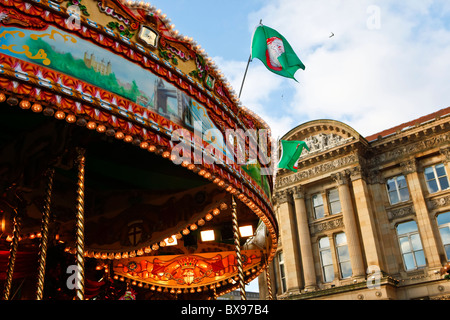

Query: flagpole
left=238, top=19, right=263, bottom=100
left=238, top=54, right=251, bottom=99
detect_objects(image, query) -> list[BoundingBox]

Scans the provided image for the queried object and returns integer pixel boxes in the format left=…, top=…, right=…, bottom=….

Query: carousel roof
left=0, top=0, right=278, bottom=300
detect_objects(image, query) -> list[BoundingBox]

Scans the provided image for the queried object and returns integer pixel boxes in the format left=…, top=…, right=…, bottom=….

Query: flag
left=251, top=24, right=305, bottom=80
left=278, top=140, right=309, bottom=172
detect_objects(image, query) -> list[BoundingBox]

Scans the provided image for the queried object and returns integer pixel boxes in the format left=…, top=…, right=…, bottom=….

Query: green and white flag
left=278, top=140, right=309, bottom=172
left=251, top=24, right=305, bottom=80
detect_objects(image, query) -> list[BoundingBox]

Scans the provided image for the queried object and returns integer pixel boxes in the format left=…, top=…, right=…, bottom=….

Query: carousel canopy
left=0, top=0, right=278, bottom=300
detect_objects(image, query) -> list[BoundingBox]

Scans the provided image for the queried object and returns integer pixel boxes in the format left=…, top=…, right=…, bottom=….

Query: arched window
left=437, top=212, right=450, bottom=261
left=312, top=193, right=325, bottom=219
left=335, top=233, right=352, bottom=278
left=386, top=175, right=410, bottom=205
left=328, top=188, right=341, bottom=215
left=319, top=237, right=334, bottom=282
left=396, top=221, right=426, bottom=270
left=277, top=252, right=287, bottom=293
left=424, top=164, right=449, bottom=194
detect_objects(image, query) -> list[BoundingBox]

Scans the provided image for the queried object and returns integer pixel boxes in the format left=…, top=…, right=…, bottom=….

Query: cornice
left=369, top=115, right=449, bottom=151
left=369, top=130, right=450, bottom=167
left=276, top=152, right=360, bottom=188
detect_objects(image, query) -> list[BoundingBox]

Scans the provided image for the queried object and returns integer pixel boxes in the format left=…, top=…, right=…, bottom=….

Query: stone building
left=259, top=107, right=450, bottom=300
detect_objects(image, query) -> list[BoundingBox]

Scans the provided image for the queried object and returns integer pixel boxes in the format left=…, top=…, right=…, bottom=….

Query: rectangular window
left=424, top=164, right=449, bottom=194
left=319, top=237, right=334, bottom=283
left=335, top=233, right=352, bottom=278
left=312, top=193, right=325, bottom=219
left=437, top=212, right=450, bottom=261
left=397, top=221, right=426, bottom=271
left=386, top=175, right=410, bottom=205
left=328, top=188, right=341, bottom=214
left=278, top=252, right=287, bottom=293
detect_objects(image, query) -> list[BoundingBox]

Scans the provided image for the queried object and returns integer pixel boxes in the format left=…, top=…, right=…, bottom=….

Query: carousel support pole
left=265, top=264, right=273, bottom=300
left=75, top=147, right=86, bottom=300
left=213, top=286, right=218, bottom=300
left=231, top=196, right=246, bottom=300
left=2, top=195, right=24, bottom=300
left=36, top=168, right=55, bottom=300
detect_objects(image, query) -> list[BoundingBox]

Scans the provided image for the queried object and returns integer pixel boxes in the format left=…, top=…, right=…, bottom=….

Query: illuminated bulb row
left=4, top=232, right=62, bottom=243
left=15, top=98, right=158, bottom=151
left=112, top=265, right=260, bottom=297
left=177, top=202, right=226, bottom=239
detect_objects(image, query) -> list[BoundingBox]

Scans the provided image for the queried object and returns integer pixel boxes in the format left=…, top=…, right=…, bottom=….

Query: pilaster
left=274, top=189, right=302, bottom=293
left=349, top=166, right=385, bottom=269
left=331, top=170, right=365, bottom=279
left=400, top=158, right=442, bottom=268
left=292, top=186, right=317, bottom=290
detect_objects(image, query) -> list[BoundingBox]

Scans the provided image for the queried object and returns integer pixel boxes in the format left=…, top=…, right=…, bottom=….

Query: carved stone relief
left=387, top=205, right=415, bottom=220
left=428, top=194, right=450, bottom=210
left=300, top=133, right=352, bottom=157
left=331, top=170, right=349, bottom=185
left=400, top=159, right=418, bottom=175
left=276, top=153, right=358, bottom=188
left=274, top=189, right=290, bottom=205
left=310, top=217, right=344, bottom=235
left=370, top=132, right=450, bottom=166
left=440, top=146, right=450, bottom=162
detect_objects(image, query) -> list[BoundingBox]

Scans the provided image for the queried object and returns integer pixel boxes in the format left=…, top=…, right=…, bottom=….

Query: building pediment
left=276, top=120, right=368, bottom=179
left=282, top=119, right=365, bottom=146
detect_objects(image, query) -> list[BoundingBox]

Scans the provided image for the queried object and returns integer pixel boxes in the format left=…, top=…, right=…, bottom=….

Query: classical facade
left=259, top=107, right=450, bottom=300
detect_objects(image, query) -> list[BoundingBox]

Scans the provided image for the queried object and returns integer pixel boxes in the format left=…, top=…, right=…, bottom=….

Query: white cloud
left=230, top=0, right=450, bottom=139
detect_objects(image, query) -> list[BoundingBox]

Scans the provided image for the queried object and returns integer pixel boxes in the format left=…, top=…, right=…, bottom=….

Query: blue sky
left=148, top=0, right=450, bottom=143
left=146, top=0, right=450, bottom=292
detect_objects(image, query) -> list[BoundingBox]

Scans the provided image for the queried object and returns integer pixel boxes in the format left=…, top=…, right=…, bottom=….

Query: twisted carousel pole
left=35, top=168, right=55, bottom=300
left=75, top=147, right=86, bottom=300
left=2, top=195, right=23, bottom=300
left=265, top=264, right=273, bottom=300
left=231, top=196, right=246, bottom=300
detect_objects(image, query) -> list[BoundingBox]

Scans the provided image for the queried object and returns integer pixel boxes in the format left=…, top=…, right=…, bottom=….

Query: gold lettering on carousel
left=0, top=29, right=51, bottom=65
left=30, top=29, right=77, bottom=43
left=0, top=44, right=51, bottom=65
left=0, top=30, right=26, bottom=39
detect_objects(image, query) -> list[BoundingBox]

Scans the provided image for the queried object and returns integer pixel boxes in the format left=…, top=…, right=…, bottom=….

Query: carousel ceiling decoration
left=0, top=0, right=278, bottom=300
left=113, top=250, right=262, bottom=289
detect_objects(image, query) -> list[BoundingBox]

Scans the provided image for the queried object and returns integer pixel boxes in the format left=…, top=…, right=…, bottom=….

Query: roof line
left=365, top=106, right=450, bottom=142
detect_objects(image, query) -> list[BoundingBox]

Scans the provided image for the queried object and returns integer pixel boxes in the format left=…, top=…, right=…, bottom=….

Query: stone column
left=401, top=159, right=442, bottom=268
left=368, top=170, right=399, bottom=273
left=331, top=171, right=366, bottom=279
left=275, top=189, right=302, bottom=293
left=350, top=166, right=385, bottom=269
left=292, top=186, right=317, bottom=290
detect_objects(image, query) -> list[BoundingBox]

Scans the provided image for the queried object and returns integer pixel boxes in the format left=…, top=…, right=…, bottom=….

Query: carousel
left=0, top=0, right=278, bottom=300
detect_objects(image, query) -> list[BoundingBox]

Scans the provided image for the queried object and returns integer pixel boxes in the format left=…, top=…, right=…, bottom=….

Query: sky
left=147, top=0, right=450, bottom=142
left=145, top=0, right=450, bottom=292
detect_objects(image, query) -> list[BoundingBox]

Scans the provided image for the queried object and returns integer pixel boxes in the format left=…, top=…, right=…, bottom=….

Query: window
left=396, top=221, right=426, bottom=271
left=424, top=164, right=449, bottom=194
left=387, top=175, right=410, bottom=205
left=278, top=252, right=287, bottom=293
left=335, top=233, right=352, bottom=278
left=328, top=189, right=341, bottom=214
left=437, top=212, right=450, bottom=261
left=312, top=193, right=325, bottom=219
left=319, top=237, right=334, bottom=282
